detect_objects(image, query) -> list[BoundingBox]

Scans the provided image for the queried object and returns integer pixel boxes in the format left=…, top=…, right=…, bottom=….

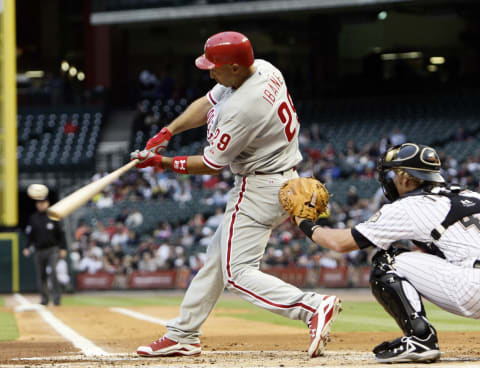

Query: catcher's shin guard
left=370, top=251, right=432, bottom=339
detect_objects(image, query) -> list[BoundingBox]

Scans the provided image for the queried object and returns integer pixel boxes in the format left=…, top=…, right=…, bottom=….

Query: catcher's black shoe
left=373, top=331, right=440, bottom=363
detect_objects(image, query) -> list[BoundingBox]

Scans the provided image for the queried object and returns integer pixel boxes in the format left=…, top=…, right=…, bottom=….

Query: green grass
left=61, top=294, right=480, bottom=332
left=0, top=311, right=19, bottom=341
left=62, top=295, right=184, bottom=307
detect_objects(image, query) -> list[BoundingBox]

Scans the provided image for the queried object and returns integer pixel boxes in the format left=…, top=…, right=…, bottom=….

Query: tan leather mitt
left=278, top=177, right=329, bottom=222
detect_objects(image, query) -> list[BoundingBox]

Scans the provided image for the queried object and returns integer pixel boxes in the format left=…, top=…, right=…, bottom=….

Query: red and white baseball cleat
left=137, top=336, right=201, bottom=357
left=308, top=295, right=342, bottom=358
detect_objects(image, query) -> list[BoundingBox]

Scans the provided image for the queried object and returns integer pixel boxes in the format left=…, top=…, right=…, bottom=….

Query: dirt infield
left=2, top=292, right=480, bottom=367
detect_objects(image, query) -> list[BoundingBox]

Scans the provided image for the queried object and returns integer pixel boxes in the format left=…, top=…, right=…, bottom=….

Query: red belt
left=254, top=167, right=296, bottom=175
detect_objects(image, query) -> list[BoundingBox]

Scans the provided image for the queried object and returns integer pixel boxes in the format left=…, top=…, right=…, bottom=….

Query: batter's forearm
left=162, top=155, right=221, bottom=175
left=167, top=96, right=211, bottom=135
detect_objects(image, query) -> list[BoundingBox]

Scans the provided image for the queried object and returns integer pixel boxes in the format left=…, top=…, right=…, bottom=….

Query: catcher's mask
left=377, top=143, right=445, bottom=201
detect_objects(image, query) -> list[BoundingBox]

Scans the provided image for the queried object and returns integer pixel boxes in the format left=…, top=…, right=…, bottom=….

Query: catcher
left=287, top=143, right=480, bottom=364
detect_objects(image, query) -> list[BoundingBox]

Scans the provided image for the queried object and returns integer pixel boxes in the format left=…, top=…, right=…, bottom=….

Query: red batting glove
left=130, top=149, right=163, bottom=169
left=146, top=127, right=172, bottom=154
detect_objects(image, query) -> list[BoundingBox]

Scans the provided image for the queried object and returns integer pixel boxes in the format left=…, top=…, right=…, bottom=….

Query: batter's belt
left=253, top=167, right=296, bottom=176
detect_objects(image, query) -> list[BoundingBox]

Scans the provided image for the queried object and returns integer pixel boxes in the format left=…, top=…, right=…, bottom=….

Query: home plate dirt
left=2, top=294, right=480, bottom=367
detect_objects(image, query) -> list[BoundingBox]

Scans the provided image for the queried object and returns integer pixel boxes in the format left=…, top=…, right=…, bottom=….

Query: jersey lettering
left=262, top=72, right=285, bottom=106
left=217, top=133, right=231, bottom=151
left=263, top=90, right=275, bottom=106
left=460, top=215, right=480, bottom=232
left=277, top=92, right=299, bottom=142
left=206, top=109, right=215, bottom=141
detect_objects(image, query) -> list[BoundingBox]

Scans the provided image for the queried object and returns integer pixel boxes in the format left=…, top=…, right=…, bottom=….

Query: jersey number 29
left=277, top=92, right=299, bottom=142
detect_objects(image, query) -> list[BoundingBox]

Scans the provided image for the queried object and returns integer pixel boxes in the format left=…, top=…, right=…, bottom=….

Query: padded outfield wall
left=0, top=0, right=18, bottom=227
left=0, top=232, right=36, bottom=293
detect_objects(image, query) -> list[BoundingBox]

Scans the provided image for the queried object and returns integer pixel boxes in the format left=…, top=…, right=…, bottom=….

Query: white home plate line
left=109, top=307, right=168, bottom=325
left=13, top=293, right=108, bottom=356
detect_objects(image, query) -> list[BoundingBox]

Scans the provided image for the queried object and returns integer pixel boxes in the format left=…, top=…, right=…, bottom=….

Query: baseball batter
left=131, top=31, right=341, bottom=358
left=296, top=142, right=480, bottom=363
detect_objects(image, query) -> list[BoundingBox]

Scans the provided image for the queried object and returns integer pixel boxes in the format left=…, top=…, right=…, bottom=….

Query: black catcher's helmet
left=377, top=143, right=444, bottom=201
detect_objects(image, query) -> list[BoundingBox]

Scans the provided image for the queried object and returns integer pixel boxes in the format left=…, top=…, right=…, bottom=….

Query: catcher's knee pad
left=370, top=260, right=432, bottom=339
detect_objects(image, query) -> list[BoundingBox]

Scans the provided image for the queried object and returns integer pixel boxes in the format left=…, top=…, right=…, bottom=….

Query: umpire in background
left=24, top=185, right=67, bottom=306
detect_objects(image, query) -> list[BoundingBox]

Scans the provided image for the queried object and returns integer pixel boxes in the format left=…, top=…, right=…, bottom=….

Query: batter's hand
left=145, top=127, right=172, bottom=154
left=130, top=149, right=163, bottom=169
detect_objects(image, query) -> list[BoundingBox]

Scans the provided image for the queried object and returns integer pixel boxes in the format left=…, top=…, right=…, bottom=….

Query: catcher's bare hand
left=278, top=177, right=329, bottom=224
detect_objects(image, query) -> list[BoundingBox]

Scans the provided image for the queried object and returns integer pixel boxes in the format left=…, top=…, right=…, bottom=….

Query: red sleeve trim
left=207, top=91, right=217, bottom=106
left=202, top=154, right=225, bottom=170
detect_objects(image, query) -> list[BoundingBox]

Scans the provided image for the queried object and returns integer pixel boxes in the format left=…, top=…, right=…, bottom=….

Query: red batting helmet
left=195, top=31, right=254, bottom=70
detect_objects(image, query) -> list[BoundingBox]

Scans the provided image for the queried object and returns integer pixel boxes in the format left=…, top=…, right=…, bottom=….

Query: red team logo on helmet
left=195, top=31, right=254, bottom=70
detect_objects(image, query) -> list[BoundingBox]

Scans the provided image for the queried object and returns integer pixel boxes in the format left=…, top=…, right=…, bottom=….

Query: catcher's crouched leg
left=370, top=249, right=433, bottom=338
left=369, top=250, right=440, bottom=363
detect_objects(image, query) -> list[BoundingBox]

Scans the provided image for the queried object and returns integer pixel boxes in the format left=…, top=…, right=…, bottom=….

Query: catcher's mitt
left=278, top=177, right=329, bottom=222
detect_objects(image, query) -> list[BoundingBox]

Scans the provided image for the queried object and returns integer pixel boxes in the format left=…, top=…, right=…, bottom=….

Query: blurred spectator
left=174, top=246, right=186, bottom=268
left=78, top=250, right=103, bottom=274
left=104, top=218, right=118, bottom=238
left=174, top=185, right=192, bottom=204
left=111, top=223, right=129, bottom=248
left=126, top=208, right=144, bottom=228
left=138, top=251, right=157, bottom=272
left=126, top=230, right=140, bottom=249
left=63, top=120, right=78, bottom=134
left=95, top=190, right=114, bottom=208
left=346, top=186, right=359, bottom=207
left=122, top=255, right=135, bottom=275
left=455, top=126, right=466, bottom=141
left=116, top=208, right=130, bottom=224
left=199, top=227, right=214, bottom=247
left=139, top=70, right=158, bottom=95
left=75, top=219, right=91, bottom=241
left=56, top=257, right=71, bottom=291
left=205, top=207, right=224, bottom=229
left=389, top=128, right=406, bottom=146
left=90, top=221, right=110, bottom=247
left=154, top=222, right=172, bottom=241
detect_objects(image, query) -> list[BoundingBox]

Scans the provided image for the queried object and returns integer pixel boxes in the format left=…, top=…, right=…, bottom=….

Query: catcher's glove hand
left=278, top=177, right=329, bottom=223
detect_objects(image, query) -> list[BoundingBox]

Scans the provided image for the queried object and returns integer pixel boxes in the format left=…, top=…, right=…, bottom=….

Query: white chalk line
left=110, top=307, right=168, bottom=325
left=13, top=293, right=108, bottom=356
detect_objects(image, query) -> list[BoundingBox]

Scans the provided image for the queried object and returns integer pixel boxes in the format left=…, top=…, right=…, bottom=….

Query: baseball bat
left=47, top=159, right=139, bottom=221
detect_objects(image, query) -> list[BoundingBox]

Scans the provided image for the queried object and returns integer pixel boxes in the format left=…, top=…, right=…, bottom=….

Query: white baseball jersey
left=354, top=190, right=480, bottom=266
left=164, top=59, right=333, bottom=345
left=202, top=59, right=302, bottom=175
left=353, top=190, right=480, bottom=318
